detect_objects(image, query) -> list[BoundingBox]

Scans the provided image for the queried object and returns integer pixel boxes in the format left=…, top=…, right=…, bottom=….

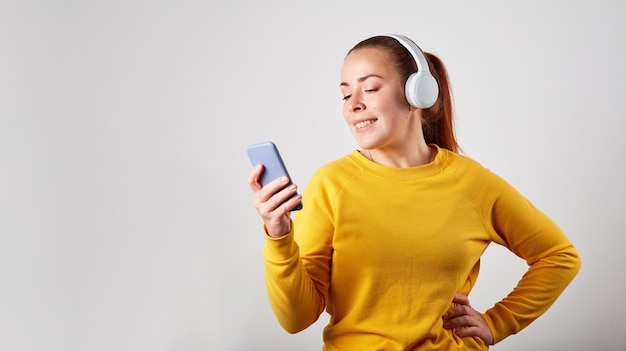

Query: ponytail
left=422, top=52, right=459, bottom=153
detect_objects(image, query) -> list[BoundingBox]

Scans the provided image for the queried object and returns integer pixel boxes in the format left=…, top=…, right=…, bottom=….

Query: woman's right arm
left=248, top=165, right=327, bottom=333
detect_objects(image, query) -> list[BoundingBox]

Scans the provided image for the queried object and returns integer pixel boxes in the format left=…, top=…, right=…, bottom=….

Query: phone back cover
left=246, top=141, right=302, bottom=211
left=246, top=142, right=291, bottom=186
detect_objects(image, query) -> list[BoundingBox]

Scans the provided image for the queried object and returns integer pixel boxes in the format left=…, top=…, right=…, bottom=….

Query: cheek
left=343, top=114, right=352, bottom=129
left=384, top=98, right=409, bottom=116
left=342, top=104, right=351, bottom=122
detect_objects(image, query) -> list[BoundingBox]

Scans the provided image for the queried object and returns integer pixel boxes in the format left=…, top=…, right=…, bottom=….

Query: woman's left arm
left=474, top=172, right=582, bottom=344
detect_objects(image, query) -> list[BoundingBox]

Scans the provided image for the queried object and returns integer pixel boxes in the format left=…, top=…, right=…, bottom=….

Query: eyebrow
left=339, top=74, right=383, bottom=87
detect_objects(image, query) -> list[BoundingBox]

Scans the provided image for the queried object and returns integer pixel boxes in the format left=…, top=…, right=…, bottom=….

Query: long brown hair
left=347, top=36, right=459, bottom=153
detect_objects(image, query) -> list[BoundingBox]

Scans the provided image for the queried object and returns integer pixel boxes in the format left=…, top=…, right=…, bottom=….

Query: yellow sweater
left=262, top=146, right=581, bottom=350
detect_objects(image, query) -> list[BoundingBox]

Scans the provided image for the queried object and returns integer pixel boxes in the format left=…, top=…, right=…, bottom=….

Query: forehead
left=341, top=47, right=397, bottom=79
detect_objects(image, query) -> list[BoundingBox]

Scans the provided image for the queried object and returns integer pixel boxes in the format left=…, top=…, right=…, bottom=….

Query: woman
left=247, top=34, right=581, bottom=350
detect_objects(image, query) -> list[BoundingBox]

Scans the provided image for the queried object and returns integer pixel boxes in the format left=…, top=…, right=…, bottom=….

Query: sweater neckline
left=349, top=144, right=448, bottom=181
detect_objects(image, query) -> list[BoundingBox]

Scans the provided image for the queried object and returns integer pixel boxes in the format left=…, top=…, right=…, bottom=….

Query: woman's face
left=340, top=47, right=419, bottom=151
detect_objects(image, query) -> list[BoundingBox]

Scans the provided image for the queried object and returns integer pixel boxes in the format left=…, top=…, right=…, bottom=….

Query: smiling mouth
left=355, top=119, right=377, bottom=129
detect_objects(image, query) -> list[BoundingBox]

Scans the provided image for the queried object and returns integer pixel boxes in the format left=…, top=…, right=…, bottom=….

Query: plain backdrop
left=1, top=0, right=624, bottom=350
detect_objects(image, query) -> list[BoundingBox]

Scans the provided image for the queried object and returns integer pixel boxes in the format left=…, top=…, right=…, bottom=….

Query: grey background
left=1, top=0, right=624, bottom=350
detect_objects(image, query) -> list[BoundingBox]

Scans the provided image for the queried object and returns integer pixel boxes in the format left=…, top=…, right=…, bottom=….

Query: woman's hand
left=247, top=164, right=302, bottom=238
left=442, top=293, right=494, bottom=345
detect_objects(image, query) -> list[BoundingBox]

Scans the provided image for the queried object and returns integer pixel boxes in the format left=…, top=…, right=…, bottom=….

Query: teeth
left=355, top=119, right=375, bottom=129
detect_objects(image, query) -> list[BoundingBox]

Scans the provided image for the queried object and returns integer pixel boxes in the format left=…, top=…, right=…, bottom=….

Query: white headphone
left=386, top=34, right=439, bottom=109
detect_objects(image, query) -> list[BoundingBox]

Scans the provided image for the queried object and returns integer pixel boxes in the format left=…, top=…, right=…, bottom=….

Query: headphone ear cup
left=405, top=72, right=439, bottom=109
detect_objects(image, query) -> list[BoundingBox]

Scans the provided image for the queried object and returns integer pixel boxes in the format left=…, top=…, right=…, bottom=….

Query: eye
left=365, top=88, right=379, bottom=93
left=342, top=94, right=351, bottom=101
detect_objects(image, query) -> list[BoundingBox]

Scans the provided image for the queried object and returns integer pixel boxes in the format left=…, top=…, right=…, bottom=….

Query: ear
left=407, top=105, right=423, bottom=121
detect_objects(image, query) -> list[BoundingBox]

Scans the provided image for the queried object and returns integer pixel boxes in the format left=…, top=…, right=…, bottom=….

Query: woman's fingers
left=255, top=177, right=295, bottom=208
left=248, top=166, right=300, bottom=237
left=249, top=166, right=297, bottom=208
left=247, top=164, right=264, bottom=192
left=452, top=293, right=469, bottom=306
left=442, top=294, right=494, bottom=345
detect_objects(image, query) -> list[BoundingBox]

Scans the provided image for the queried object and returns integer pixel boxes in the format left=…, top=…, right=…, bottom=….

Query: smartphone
left=246, top=141, right=302, bottom=211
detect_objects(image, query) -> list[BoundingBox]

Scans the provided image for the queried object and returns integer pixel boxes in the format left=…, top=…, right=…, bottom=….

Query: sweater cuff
left=483, top=305, right=516, bottom=344
left=481, top=312, right=500, bottom=344
left=262, top=222, right=299, bottom=262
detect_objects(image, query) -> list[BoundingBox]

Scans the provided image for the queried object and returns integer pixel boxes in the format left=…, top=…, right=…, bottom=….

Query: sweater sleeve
left=262, top=225, right=327, bottom=333
left=475, top=170, right=582, bottom=343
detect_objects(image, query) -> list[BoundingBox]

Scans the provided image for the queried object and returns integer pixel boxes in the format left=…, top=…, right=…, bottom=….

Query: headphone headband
left=386, top=34, right=432, bottom=77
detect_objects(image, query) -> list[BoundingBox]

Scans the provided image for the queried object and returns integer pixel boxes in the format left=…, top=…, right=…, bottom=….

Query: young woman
left=247, top=34, right=581, bottom=350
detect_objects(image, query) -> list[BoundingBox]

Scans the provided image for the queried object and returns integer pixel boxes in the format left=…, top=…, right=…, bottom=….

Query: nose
left=347, top=91, right=365, bottom=113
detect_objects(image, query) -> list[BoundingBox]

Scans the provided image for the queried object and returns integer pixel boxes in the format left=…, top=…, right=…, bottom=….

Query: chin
left=356, top=142, right=375, bottom=150
left=352, top=134, right=378, bottom=150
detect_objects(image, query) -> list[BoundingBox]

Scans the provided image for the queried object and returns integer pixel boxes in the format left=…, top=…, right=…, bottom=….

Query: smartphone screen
left=246, top=141, right=303, bottom=211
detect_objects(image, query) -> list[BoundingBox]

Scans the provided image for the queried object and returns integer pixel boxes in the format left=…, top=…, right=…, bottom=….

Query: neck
left=366, top=144, right=434, bottom=168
